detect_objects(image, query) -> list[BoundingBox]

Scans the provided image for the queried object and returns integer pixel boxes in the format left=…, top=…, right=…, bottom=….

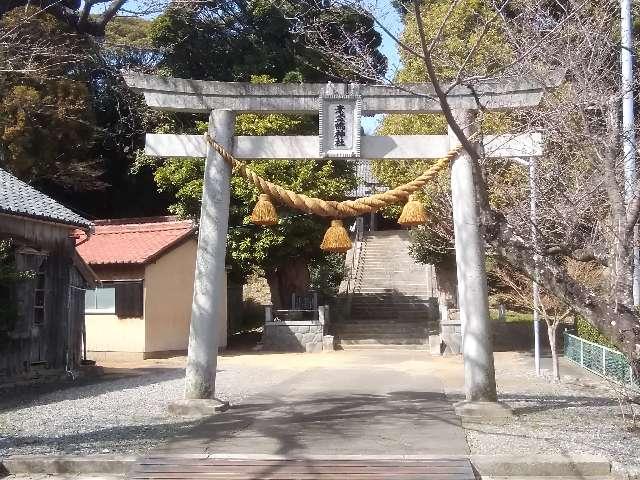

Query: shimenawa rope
left=204, top=133, right=467, bottom=219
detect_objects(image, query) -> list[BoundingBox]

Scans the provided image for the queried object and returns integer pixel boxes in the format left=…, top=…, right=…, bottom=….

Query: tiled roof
left=76, top=217, right=196, bottom=265
left=0, top=167, right=92, bottom=229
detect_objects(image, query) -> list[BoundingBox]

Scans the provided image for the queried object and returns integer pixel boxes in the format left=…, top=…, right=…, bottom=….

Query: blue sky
left=362, top=0, right=403, bottom=134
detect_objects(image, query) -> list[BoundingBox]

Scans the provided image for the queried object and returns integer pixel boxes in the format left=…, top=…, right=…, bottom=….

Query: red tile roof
left=76, top=216, right=196, bottom=265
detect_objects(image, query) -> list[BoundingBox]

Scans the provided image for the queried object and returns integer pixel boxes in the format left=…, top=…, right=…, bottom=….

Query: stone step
left=351, top=301, right=432, bottom=306
left=338, top=327, right=429, bottom=335
left=361, top=258, right=413, bottom=262
left=354, top=291, right=432, bottom=296
left=359, top=271, right=425, bottom=275
left=359, top=265, right=425, bottom=269
left=350, top=303, right=433, bottom=309
left=354, top=286, right=431, bottom=291
left=351, top=303, right=433, bottom=314
left=350, top=315, right=434, bottom=322
left=362, top=252, right=412, bottom=256
left=339, top=337, right=428, bottom=345
left=338, top=316, right=432, bottom=323
left=350, top=293, right=431, bottom=298
left=335, top=327, right=432, bottom=335
left=338, top=321, right=434, bottom=328
left=350, top=309, right=433, bottom=316
left=335, top=323, right=430, bottom=330
left=339, top=343, right=430, bottom=350
left=350, top=298, right=433, bottom=304
left=336, top=319, right=433, bottom=326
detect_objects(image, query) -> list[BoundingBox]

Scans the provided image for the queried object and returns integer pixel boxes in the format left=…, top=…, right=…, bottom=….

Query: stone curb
left=470, top=454, right=611, bottom=477
left=1, top=455, right=135, bottom=475
left=0, top=453, right=614, bottom=477
left=612, top=461, right=640, bottom=480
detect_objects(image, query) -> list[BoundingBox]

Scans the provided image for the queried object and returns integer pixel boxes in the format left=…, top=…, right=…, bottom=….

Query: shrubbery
left=575, top=317, right=616, bottom=349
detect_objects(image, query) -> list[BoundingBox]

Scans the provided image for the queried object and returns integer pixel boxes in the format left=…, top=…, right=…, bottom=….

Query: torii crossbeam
left=125, top=72, right=554, bottom=417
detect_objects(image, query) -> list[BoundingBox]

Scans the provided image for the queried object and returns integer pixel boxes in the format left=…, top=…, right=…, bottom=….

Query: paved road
left=156, top=350, right=469, bottom=456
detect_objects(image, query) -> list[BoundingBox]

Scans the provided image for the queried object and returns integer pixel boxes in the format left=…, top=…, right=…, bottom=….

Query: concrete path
left=156, top=351, right=469, bottom=456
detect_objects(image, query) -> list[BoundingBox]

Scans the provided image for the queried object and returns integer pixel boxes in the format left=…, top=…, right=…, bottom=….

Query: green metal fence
left=564, top=331, right=639, bottom=388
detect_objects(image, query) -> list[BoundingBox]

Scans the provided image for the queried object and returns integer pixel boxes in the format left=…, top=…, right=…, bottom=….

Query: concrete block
left=428, top=335, right=442, bottom=355
left=305, top=342, right=323, bottom=353
left=441, top=320, right=462, bottom=354
left=454, top=400, right=513, bottom=420
left=323, top=335, right=335, bottom=351
left=470, top=454, right=611, bottom=477
left=2, top=455, right=135, bottom=474
left=167, top=398, right=230, bottom=417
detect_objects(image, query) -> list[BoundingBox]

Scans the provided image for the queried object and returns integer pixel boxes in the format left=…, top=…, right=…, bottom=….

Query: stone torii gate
left=125, top=73, right=547, bottom=415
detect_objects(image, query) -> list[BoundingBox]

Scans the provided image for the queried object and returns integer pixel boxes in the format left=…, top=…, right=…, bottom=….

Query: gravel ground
left=0, top=354, right=302, bottom=457
left=458, top=352, right=640, bottom=467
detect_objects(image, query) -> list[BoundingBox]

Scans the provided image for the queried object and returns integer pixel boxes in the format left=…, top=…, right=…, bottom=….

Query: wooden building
left=0, top=168, right=95, bottom=383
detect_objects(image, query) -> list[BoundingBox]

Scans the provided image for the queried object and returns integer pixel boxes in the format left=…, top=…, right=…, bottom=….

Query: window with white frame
left=85, top=286, right=116, bottom=314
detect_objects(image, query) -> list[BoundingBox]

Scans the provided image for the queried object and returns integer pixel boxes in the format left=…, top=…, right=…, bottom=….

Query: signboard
left=319, top=93, right=362, bottom=158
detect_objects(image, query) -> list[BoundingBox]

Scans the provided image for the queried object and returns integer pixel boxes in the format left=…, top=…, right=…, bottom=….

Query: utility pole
left=621, top=0, right=639, bottom=305
left=512, top=156, right=541, bottom=376
left=530, top=158, right=541, bottom=376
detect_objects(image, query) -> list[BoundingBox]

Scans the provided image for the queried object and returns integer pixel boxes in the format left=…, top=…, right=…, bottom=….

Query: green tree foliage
left=148, top=1, right=386, bottom=82
left=0, top=8, right=103, bottom=191
left=103, top=16, right=162, bottom=70
left=0, top=8, right=171, bottom=217
left=575, top=317, right=616, bottom=349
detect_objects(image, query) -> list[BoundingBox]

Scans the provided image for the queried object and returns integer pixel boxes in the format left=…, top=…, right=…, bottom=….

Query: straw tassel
left=398, top=194, right=427, bottom=227
left=320, top=219, right=352, bottom=253
left=251, top=194, right=278, bottom=226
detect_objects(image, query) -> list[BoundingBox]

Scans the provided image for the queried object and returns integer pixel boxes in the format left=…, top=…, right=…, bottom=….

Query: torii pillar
left=184, top=109, right=234, bottom=401
left=124, top=72, right=556, bottom=416
left=449, top=111, right=507, bottom=416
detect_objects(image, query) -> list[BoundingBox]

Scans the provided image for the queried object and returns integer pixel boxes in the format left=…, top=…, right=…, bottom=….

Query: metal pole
left=530, top=158, right=541, bottom=376
left=621, top=0, right=639, bottom=305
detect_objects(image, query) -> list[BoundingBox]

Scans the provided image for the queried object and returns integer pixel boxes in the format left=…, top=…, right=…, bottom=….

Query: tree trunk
left=264, top=258, right=311, bottom=309
left=609, top=217, right=634, bottom=307
left=547, top=320, right=560, bottom=382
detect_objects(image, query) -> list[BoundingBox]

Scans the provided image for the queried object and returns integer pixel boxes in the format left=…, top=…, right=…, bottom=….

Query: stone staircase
left=335, top=230, right=438, bottom=350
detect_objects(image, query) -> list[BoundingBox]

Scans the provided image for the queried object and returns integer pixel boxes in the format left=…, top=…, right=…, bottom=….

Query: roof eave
left=0, top=208, right=93, bottom=232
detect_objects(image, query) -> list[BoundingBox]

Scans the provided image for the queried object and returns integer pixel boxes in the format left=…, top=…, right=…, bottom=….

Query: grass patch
left=489, top=308, right=534, bottom=322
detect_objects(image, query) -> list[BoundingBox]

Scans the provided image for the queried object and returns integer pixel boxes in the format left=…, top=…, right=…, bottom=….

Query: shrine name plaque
left=319, top=93, right=362, bottom=158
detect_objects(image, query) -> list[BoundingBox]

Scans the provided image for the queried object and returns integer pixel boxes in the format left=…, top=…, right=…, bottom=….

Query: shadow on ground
left=0, top=367, right=185, bottom=412
left=3, top=390, right=467, bottom=457
left=150, top=390, right=466, bottom=456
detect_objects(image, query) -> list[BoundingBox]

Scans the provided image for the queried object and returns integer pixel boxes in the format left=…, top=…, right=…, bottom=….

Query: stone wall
left=262, top=321, right=325, bottom=353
